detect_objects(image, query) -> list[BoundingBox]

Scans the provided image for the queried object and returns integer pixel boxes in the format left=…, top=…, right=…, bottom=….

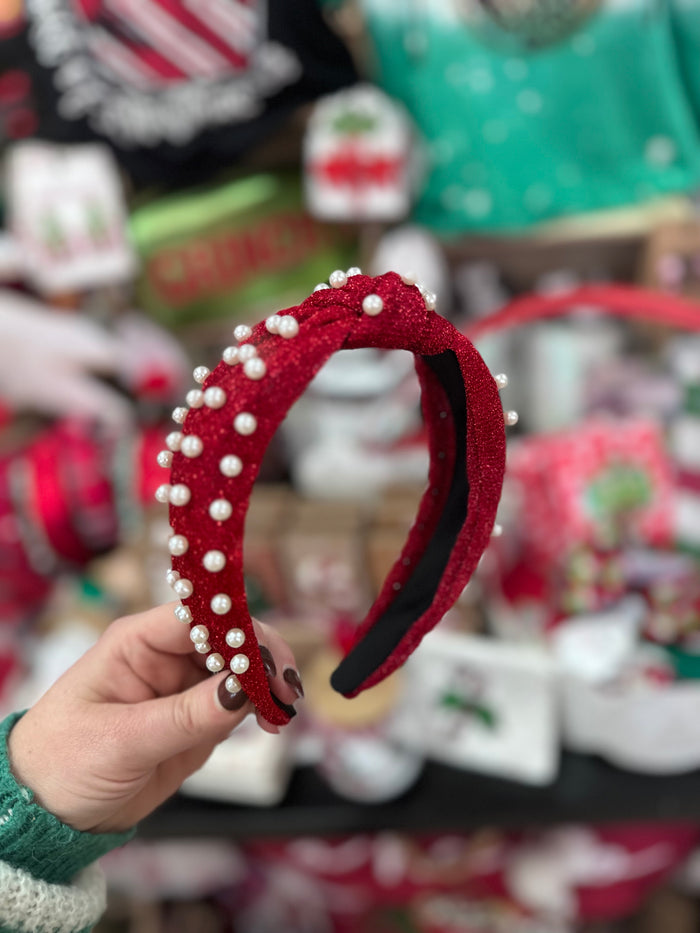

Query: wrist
left=1, top=712, right=135, bottom=885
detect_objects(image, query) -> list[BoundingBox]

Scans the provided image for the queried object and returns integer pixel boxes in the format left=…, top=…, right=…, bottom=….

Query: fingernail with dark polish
left=271, top=693, right=297, bottom=718
left=218, top=677, right=249, bottom=711
left=283, top=668, right=304, bottom=698
left=259, top=644, right=276, bottom=679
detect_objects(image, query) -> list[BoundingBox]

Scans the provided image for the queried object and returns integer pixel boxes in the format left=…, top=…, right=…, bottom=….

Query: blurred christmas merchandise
left=668, top=333, right=700, bottom=552
left=641, top=221, right=700, bottom=300
left=0, top=233, right=22, bottom=284
left=228, top=823, right=697, bottom=932
left=547, top=599, right=700, bottom=772
left=4, top=141, right=137, bottom=296
left=390, top=630, right=558, bottom=785
left=457, top=0, right=602, bottom=51
left=0, top=291, right=186, bottom=427
left=506, top=824, right=700, bottom=922
left=370, top=225, right=451, bottom=307
left=304, top=84, right=418, bottom=223
left=2, top=576, right=111, bottom=713
left=518, top=316, right=622, bottom=434
left=278, top=497, right=373, bottom=619
left=558, top=642, right=700, bottom=773
left=466, top=283, right=700, bottom=776
left=351, top=1, right=700, bottom=234
left=507, top=418, right=674, bottom=591
left=284, top=345, right=427, bottom=500
left=0, top=0, right=356, bottom=189
left=243, top=484, right=294, bottom=615
left=0, top=419, right=164, bottom=631
left=237, top=831, right=519, bottom=933
left=129, top=173, right=356, bottom=330
left=303, top=644, right=422, bottom=802
left=93, top=825, right=700, bottom=932
left=102, top=838, right=246, bottom=908
left=181, top=716, right=295, bottom=807
left=1, top=139, right=188, bottom=413
left=550, top=597, right=648, bottom=687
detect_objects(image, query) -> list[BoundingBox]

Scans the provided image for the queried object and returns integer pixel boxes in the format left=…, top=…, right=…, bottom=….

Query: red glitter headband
left=156, top=270, right=509, bottom=726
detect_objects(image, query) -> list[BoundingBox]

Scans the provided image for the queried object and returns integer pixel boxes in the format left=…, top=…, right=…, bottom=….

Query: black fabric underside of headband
left=330, top=350, right=469, bottom=695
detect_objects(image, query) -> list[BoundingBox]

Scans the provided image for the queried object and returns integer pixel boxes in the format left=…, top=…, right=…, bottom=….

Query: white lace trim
left=0, top=860, right=106, bottom=933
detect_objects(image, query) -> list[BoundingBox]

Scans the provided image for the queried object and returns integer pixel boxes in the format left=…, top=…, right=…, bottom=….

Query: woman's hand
left=7, top=603, right=301, bottom=834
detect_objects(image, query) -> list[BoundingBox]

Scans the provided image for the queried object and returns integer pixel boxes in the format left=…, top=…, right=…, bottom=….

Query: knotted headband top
left=157, top=270, right=510, bottom=726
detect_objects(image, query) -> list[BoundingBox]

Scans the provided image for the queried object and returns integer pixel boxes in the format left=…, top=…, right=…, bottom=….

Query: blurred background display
left=8, top=1, right=700, bottom=930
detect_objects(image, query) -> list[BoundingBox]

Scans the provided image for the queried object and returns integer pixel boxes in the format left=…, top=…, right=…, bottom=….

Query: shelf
left=139, top=752, right=700, bottom=840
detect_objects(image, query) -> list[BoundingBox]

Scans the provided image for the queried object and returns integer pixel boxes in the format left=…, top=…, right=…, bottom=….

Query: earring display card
left=5, top=140, right=136, bottom=295
left=390, top=630, right=559, bottom=785
left=304, top=84, right=416, bottom=223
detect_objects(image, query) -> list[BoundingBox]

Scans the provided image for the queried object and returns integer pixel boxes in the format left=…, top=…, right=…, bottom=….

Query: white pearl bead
left=168, top=534, right=189, bottom=556
left=222, top=346, right=239, bottom=365
left=230, top=653, right=250, bottom=674
left=180, top=434, right=203, bottom=458
left=209, top=498, right=232, bottom=521
left=155, top=484, right=171, bottom=504
left=193, top=365, right=210, bottom=384
left=362, top=294, right=383, bottom=316
left=169, top=484, right=191, bottom=506
left=347, top=266, right=362, bottom=276
left=157, top=450, right=173, bottom=469
left=234, top=324, right=252, bottom=341
left=225, top=628, right=246, bottom=648
left=314, top=283, right=329, bottom=292
left=423, top=291, right=437, bottom=311
left=266, top=315, right=281, bottom=334
left=504, top=410, right=519, bottom=426
left=166, top=569, right=180, bottom=586
left=401, top=271, right=417, bottom=285
left=206, top=653, right=225, bottom=673
left=238, top=344, right=257, bottom=363
left=211, top=593, right=232, bottom=615
left=203, top=550, right=226, bottom=572
left=173, top=578, right=193, bottom=598
left=244, top=358, right=266, bottom=380
left=174, top=605, right=192, bottom=624
left=495, top=373, right=509, bottom=390
left=329, top=269, right=348, bottom=288
left=186, top=389, right=204, bottom=408
left=225, top=674, right=242, bottom=694
left=195, top=641, right=210, bottom=654
left=166, top=431, right=183, bottom=452
left=172, top=407, right=187, bottom=424
left=203, top=386, right=227, bottom=409
left=234, top=412, right=257, bottom=435
left=190, top=625, right=209, bottom=644
left=219, top=454, right=243, bottom=477
left=278, top=316, right=299, bottom=339
left=492, top=523, right=503, bottom=537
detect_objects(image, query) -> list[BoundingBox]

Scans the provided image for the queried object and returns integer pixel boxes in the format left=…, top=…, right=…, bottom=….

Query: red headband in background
left=465, top=284, right=700, bottom=341
left=156, top=271, right=509, bottom=726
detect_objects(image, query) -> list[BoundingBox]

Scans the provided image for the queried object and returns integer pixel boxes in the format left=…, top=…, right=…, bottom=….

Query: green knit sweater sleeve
left=0, top=711, right=136, bottom=933
left=0, top=711, right=135, bottom=884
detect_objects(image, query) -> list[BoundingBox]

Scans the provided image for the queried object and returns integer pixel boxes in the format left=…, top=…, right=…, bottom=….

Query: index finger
left=117, top=601, right=195, bottom=657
